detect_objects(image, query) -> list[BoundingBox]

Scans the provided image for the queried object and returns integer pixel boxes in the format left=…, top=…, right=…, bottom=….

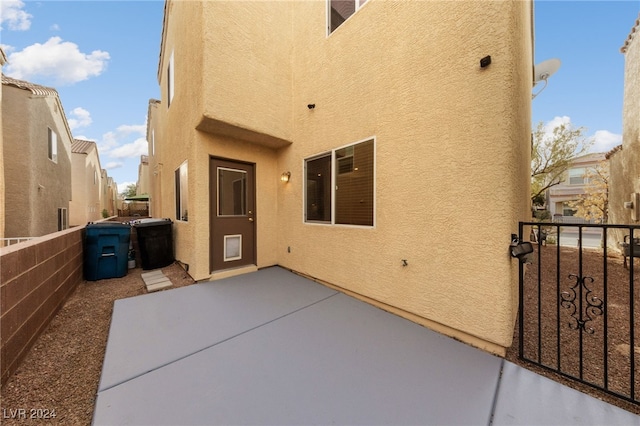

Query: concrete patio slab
left=94, top=291, right=503, bottom=425
left=98, top=267, right=337, bottom=392
left=492, top=361, right=640, bottom=425
left=94, top=266, right=640, bottom=425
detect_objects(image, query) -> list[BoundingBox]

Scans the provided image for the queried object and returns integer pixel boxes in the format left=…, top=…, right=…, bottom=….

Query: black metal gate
left=518, top=221, right=640, bottom=405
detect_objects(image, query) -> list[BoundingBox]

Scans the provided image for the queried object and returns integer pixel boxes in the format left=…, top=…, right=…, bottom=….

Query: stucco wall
left=2, top=87, right=72, bottom=238
left=199, top=1, right=293, bottom=145
left=609, top=20, right=640, bottom=239
left=156, top=0, right=532, bottom=352
left=69, top=149, right=102, bottom=227
left=274, top=0, right=532, bottom=351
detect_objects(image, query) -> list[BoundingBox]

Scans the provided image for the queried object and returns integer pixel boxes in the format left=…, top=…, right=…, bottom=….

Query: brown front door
left=210, top=158, right=256, bottom=272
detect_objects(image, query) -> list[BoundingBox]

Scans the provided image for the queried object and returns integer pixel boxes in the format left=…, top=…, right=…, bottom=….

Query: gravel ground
left=0, top=262, right=195, bottom=426
left=504, top=244, right=640, bottom=416
left=2, top=247, right=639, bottom=424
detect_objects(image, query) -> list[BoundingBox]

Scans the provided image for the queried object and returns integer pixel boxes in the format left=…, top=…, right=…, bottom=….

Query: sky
left=533, top=1, right=640, bottom=153
left=1, top=1, right=640, bottom=193
left=1, top=0, right=164, bottom=193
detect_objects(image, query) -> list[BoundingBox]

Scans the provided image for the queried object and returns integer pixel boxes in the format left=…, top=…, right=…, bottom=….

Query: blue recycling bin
left=84, top=222, right=131, bottom=281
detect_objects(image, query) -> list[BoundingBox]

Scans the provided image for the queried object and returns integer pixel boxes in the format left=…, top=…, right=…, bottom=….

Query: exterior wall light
left=281, top=171, right=291, bottom=183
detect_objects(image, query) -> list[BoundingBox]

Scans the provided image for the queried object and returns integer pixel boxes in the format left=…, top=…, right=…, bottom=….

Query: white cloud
left=50, top=24, right=60, bottom=31
left=0, top=0, right=32, bottom=31
left=117, top=181, right=136, bottom=194
left=542, top=116, right=572, bottom=134
left=67, top=107, right=92, bottom=131
left=104, top=161, right=124, bottom=170
left=109, top=138, right=148, bottom=159
left=97, top=123, right=147, bottom=156
left=591, top=130, right=622, bottom=154
left=4, top=37, right=109, bottom=85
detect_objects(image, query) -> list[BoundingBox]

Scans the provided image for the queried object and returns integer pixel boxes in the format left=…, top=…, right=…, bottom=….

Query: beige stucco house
left=0, top=49, right=7, bottom=241
left=136, top=155, right=149, bottom=196
left=69, top=139, right=103, bottom=226
left=547, top=152, right=607, bottom=223
left=608, top=13, right=640, bottom=244
left=104, top=175, right=118, bottom=217
left=2, top=75, right=72, bottom=238
left=149, top=0, right=533, bottom=355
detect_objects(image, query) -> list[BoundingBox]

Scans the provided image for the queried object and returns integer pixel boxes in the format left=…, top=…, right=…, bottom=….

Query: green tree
left=531, top=121, right=591, bottom=209
left=568, top=161, right=609, bottom=224
left=121, top=183, right=137, bottom=198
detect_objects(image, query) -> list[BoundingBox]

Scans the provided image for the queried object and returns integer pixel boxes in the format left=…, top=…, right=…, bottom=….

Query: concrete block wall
left=0, top=225, right=84, bottom=385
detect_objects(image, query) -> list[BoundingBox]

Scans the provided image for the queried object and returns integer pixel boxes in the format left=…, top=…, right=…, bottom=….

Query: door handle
left=249, top=218, right=254, bottom=222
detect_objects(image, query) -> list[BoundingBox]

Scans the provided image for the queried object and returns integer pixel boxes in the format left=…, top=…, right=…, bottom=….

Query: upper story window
left=175, top=161, right=188, bottom=221
left=48, top=127, right=58, bottom=163
left=305, top=138, right=375, bottom=226
left=328, top=0, right=367, bottom=34
left=568, top=167, right=588, bottom=185
left=151, top=129, right=155, bottom=156
left=167, top=50, right=175, bottom=108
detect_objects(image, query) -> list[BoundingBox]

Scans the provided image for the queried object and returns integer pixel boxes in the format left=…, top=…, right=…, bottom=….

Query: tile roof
left=621, top=13, right=640, bottom=53
left=1, top=74, right=59, bottom=97
left=72, top=138, right=97, bottom=154
left=605, top=144, right=623, bottom=159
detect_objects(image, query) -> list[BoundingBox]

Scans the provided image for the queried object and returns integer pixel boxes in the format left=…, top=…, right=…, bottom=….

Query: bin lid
left=87, top=221, right=131, bottom=228
left=132, top=218, right=173, bottom=227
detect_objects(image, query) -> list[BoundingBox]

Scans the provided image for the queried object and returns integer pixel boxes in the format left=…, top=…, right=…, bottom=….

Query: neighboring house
left=149, top=0, right=533, bottom=355
left=147, top=99, right=161, bottom=218
left=547, top=152, right=607, bottom=223
left=69, top=139, right=103, bottom=226
left=608, top=13, right=640, bottom=246
left=136, top=155, right=149, bottom=196
left=2, top=75, right=72, bottom=238
left=105, top=175, right=118, bottom=217
left=0, top=48, right=7, bottom=241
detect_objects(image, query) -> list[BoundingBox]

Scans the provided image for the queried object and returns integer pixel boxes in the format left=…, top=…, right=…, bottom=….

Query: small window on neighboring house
left=304, top=138, right=375, bottom=226
left=94, top=170, right=98, bottom=185
left=167, top=50, right=174, bottom=107
left=328, top=0, right=367, bottom=34
left=57, top=208, right=67, bottom=231
left=562, top=202, right=576, bottom=217
left=175, top=161, right=188, bottom=221
left=568, top=168, right=587, bottom=185
left=48, top=128, right=58, bottom=163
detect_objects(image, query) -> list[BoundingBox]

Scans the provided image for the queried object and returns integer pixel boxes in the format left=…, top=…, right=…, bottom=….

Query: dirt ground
left=0, top=262, right=196, bottom=426
left=1, top=247, right=639, bottom=424
left=504, top=244, right=640, bottom=416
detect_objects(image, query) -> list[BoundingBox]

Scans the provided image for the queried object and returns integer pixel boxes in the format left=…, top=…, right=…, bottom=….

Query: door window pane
left=218, top=168, right=247, bottom=216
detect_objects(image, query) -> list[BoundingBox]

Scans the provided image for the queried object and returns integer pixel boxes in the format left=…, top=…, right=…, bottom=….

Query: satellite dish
left=532, top=58, right=561, bottom=99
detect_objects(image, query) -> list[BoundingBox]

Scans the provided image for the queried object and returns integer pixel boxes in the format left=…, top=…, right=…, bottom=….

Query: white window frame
left=327, top=0, right=368, bottom=36
left=303, top=136, right=376, bottom=228
left=167, top=50, right=175, bottom=108
left=48, top=127, right=58, bottom=163
left=175, top=160, right=188, bottom=221
left=57, top=208, right=67, bottom=231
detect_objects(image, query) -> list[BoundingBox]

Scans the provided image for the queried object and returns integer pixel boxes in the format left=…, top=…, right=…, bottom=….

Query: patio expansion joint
left=487, top=358, right=506, bottom=426
left=98, top=291, right=341, bottom=394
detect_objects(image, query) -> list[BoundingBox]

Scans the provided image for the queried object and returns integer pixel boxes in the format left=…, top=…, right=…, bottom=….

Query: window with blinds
left=304, top=138, right=375, bottom=227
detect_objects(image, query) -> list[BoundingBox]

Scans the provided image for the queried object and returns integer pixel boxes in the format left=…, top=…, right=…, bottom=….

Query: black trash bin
left=132, top=218, right=174, bottom=270
left=84, top=222, right=131, bottom=281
